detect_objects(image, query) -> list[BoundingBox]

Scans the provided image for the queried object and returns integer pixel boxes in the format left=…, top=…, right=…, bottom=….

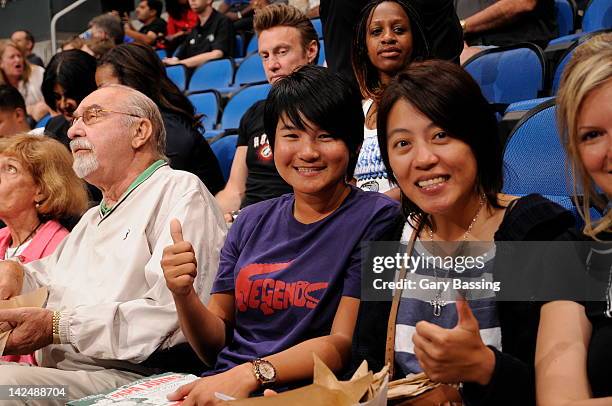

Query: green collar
left=99, top=160, right=166, bottom=217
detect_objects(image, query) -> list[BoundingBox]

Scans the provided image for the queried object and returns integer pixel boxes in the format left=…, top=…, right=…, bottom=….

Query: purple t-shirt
left=209, top=186, right=399, bottom=373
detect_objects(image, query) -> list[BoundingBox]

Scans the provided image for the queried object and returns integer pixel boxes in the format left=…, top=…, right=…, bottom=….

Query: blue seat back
left=463, top=44, right=545, bottom=105
left=555, top=0, right=575, bottom=36
left=189, top=91, right=219, bottom=131
left=220, top=84, right=271, bottom=130
left=235, top=34, right=244, bottom=58
left=188, top=59, right=234, bottom=92
left=246, top=35, right=258, bottom=54
left=318, top=40, right=326, bottom=66
left=156, top=49, right=167, bottom=59
left=552, top=46, right=575, bottom=94
left=211, top=135, right=239, bottom=182
left=311, top=18, right=323, bottom=38
left=583, top=0, right=612, bottom=32
left=234, top=54, right=266, bottom=86
left=505, top=97, right=554, bottom=114
left=166, top=65, right=186, bottom=91
left=503, top=101, right=575, bottom=196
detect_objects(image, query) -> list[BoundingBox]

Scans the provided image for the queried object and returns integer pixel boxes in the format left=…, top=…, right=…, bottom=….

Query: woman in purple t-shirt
left=161, top=65, right=399, bottom=404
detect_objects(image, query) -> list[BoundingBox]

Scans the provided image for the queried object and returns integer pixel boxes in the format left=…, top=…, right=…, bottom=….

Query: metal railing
left=50, top=0, right=91, bottom=54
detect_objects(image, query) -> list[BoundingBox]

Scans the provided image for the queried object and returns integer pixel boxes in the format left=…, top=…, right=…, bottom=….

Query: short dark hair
left=0, top=84, right=26, bottom=112
left=13, top=30, right=35, bottom=45
left=41, top=50, right=98, bottom=111
left=264, top=65, right=364, bottom=178
left=352, top=0, right=430, bottom=101
left=90, top=13, right=125, bottom=45
left=377, top=60, right=502, bottom=225
left=144, top=0, right=163, bottom=17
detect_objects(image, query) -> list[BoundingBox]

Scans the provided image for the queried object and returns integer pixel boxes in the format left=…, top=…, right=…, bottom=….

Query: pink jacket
left=0, top=220, right=69, bottom=365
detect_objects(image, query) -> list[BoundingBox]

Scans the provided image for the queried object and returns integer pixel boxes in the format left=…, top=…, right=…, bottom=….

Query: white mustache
left=70, top=139, right=94, bottom=153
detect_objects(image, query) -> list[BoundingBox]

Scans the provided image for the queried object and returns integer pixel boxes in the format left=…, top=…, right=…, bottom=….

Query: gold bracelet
left=52, top=310, right=61, bottom=344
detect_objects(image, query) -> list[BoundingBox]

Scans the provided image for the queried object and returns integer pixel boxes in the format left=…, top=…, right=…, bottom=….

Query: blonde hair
left=557, top=33, right=612, bottom=237
left=0, top=41, right=31, bottom=85
left=0, top=134, right=90, bottom=221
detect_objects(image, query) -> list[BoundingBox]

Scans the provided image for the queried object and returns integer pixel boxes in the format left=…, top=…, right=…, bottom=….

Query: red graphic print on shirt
left=235, top=262, right=329, bottom=315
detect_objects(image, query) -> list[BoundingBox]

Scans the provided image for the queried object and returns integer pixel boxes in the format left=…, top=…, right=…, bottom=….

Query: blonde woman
left=536, top=33, right=612, bottom=404
left=0, top=41, right=47, bottom=121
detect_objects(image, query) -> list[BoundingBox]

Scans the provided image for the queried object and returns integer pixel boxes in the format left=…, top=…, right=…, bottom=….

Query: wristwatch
left=250, top=358, right=277, bottom=387
left=52, top=310, right=61, bottom=344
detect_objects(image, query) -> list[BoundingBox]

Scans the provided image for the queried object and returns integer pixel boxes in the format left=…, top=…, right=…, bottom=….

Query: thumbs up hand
left=161, top=219, right=198, bottom=297
left=411, top=298, right=496, bottom=385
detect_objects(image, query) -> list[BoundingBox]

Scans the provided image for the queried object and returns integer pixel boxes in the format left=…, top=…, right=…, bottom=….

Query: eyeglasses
left=70, top=108, right=141, bottom=127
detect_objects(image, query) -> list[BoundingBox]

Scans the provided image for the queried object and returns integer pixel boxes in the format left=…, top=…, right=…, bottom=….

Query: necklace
left=424, top=193, right=486, bottom=316
left=6, top=222, right=41, bottom=260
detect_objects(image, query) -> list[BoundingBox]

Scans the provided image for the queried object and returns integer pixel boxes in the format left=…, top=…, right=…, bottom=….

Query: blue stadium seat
left=318, top=40, right=326, bottom=66
left=211, top=134, right=239, bottom=182
left=311, top=18, right=323, bottom=39
left=582, top=0, right=612, bottom=32
left=188, top=58, right=234, bottom=92
left=463, top=43, right=545, bottom=105
left=504, top=97, right=554, bottom=114
left=217, top=54, right=266, bottom=94
left=555, top=0, right=575, bottom=37
left=503, top=100, right=573, bottom=196
left=235, top=34, right=245, bottom=58
left=205, top=83, right=272, bottom=139
left=549, top=0, right=612, bottom=44
left=156, top=49, right=167, bottom=59
left=502, top=100, right=601, bottom=224
left=246, top=35, right=258, bottom=54
left=188, top=91, right=220, bottom=131
left=166, top=65, right=187, bottom=91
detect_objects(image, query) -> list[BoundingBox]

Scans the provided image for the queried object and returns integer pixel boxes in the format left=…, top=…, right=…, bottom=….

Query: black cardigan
left=351, top=194, right=575, bottom=406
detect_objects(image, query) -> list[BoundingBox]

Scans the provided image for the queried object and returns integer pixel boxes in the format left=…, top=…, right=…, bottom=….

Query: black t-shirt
left=175, top=10, right=233, bottom=60
left=457, top=0, right=557, bottom=48
left=162, top=111, right=225, bottom=195
left=140, top=17, right=167, bottom=36
left=236, top=100, right=292, bottom=208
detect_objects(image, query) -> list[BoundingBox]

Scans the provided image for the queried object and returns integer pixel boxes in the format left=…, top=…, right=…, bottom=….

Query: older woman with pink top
left=0, top=134, right=89, bottom=364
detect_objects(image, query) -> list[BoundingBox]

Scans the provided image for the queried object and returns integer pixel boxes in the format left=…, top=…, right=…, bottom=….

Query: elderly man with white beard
left=0, top=84, right=227, bottom=404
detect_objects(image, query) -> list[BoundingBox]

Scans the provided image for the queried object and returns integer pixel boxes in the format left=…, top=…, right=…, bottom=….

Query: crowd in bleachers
left=0, top=0, right=611, bottom=404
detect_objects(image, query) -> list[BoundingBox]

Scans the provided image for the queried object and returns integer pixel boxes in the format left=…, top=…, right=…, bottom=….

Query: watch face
left=259, top=362, right=276, bottom=380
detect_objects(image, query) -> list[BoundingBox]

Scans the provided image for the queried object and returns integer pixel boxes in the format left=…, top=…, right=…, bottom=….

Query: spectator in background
left=124, top=0, right=167, bottom=47
left=215, top=4, right=318, bottom=218
left=0, top=135, right=89, bottom=367
left=0, top=85, right=31, bottom=137
left=319, top=0, right=462, bottom=89
left=165, top=0, right=199, bottom=55
left=41, top=50, right=98, bottom=150
left=0, top=85, right=226, bottom=402
left=0, top=41, right=47, bottom=122
left=10, top=30, right=44, bottom=68
left=89, top=13, right=125, bottom=45
left=457, top=0, right=557, bottom=63
left=350, top=0, right=462, bottom=198
left=96, top=43, right=225, bottom=195
left=41, top=50, right=102, bottom=204
left=163, top=0, right=233, bottom=69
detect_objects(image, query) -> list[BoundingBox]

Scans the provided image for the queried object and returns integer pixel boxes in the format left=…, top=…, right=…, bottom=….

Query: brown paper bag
left=0, top=287, right=48, bottom=355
